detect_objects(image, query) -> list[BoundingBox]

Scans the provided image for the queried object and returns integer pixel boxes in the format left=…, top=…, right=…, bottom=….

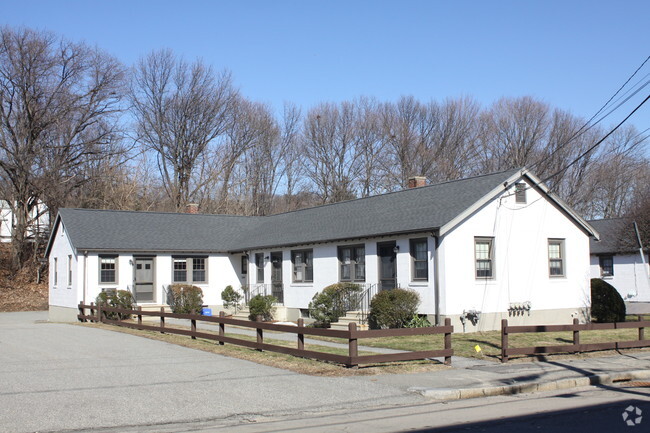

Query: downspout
left=83, top=250, right=88, bottom=305
left=634, top=222, right=650, bottom=295
left=433, top=234, right=441, bottom=326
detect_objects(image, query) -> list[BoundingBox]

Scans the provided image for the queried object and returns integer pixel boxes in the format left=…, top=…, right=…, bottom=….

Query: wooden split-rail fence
left=78, top=302, right=453, bottom=368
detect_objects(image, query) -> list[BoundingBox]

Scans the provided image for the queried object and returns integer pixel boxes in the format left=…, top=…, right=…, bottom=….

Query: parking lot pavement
left=0, top=312, right=423, bottom=433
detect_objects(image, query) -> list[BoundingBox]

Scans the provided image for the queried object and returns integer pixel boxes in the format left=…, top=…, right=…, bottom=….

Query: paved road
left=0, top=312, right=423, bottom=433
left=86, top=385, right=650, bottom=432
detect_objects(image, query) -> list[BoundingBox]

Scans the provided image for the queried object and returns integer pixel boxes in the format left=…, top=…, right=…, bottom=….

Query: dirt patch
left=0, top=244, right=48, bottom=312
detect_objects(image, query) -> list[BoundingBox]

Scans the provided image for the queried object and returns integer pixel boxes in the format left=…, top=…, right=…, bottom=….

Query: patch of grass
left=79, top=322, right=447, bottom=376
left=309, top=327, right=650, bottom=362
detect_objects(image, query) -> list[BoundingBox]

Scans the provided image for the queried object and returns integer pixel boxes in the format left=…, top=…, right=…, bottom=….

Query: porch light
left=264, top=255, right=270, bottom=263
left=393, top=245, right=400, bottom=253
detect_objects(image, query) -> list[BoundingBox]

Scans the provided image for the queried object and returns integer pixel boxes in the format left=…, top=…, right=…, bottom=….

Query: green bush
left=95, top=289, right=134, bottom=320
left=308, top=283, right=362, bottom=327
left=368, top=288, right=421, bottom=329
left=221, top=285, right=242, bottom=312
left=248, top=294, right=276, bottom=321
left=168, top=284, right=204, bottom=314
left=407, top=313, right=432, bottom=328
left=591, top=278, right=625, bottom=323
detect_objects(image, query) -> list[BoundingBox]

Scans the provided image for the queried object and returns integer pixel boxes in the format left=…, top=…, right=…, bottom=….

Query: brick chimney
left=185, top=203, right=199, bottom=214
left=407, top=176, right=427, bottom=188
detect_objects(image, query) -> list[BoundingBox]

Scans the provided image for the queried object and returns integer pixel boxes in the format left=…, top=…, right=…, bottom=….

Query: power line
left=530, top=55, right=650, bottom=170
left=542, top=93, right=650, bottom=184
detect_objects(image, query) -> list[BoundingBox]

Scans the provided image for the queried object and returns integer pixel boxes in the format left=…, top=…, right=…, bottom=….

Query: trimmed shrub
left=168, top=284, right=204, bottom=314
left=591, top=278, right=625, bottom=323
left=368, top=288, right=421, bottom=329
left=308, top=283, right=363, bottom=327
left=95, top=289, right=134, bottom=320
left=221, top=285, right=242, bottom=312
left=248, top=294, right=276, bottom=321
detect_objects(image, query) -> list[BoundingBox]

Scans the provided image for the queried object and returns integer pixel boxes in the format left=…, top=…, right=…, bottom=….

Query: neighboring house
left=0, top=200, right=50, bottom=243
left=46, top=168, right=598, bottom=331
left=588, top=218, right=650, bottom=309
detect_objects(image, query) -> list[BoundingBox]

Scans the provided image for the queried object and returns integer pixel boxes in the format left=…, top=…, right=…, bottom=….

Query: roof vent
left=407, top=176, right=427, bottom=188
left=185, top=203, right=199, bottom=214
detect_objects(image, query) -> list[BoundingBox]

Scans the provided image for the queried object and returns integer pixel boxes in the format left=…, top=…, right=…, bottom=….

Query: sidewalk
left=363, top=351, right=650, bottom=400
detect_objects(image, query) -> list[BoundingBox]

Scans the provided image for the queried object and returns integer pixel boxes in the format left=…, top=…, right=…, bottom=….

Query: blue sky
left=2, top=0, right=649, bottom=131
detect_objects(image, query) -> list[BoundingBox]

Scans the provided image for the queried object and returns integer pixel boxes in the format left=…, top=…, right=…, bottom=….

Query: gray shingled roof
left=588, top=218, right=645, bottom=254
left=52, top=168, right=522, bottom=254
left=56, top=209, right=263, bottom=253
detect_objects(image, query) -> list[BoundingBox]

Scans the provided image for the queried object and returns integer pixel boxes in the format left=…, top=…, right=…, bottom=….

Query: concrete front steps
left=330, top=311, right=369, bottom=330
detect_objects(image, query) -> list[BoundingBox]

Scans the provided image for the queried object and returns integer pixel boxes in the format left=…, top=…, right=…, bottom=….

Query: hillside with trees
left=0, top=26, right=648, bottom=310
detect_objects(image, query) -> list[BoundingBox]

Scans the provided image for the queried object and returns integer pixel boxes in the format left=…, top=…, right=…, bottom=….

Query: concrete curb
left=409, top=369, right=650, bottom=400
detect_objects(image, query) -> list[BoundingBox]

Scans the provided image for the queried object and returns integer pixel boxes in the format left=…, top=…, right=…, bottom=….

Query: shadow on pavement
left=400, top=398, right=649, bottom=432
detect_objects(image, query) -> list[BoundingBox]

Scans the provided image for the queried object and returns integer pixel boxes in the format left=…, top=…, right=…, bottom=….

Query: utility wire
left=530, top=55, right=650, bottom=170
left=541, top=93, right=650, bottom=184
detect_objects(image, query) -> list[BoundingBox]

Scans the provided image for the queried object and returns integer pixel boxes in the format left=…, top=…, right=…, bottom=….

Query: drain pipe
left=433, top=234, right=441, bottom=326
left=83, top=250, right=88, bottom=305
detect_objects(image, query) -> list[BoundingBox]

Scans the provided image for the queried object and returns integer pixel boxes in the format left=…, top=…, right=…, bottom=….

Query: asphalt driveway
left=0, top=311, right=422, bottom=433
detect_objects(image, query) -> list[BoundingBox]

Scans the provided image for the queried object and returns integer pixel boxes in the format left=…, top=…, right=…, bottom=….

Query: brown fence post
left=297, top=318, right=305, bottom=351
left=219, top=311, right=225, bottom=345
left=444, top=317, right=452, bottom=366
left=191, top=310, right=197, bottom=340
left=348, top=322, right=358, bottom=368
left=573, top=318, right=580, bottom=351
left=160, top=306, right=165, bottom=334
left=89, top=302, right=95, bottom=322
left=501, top=319, right=508, bottom=363
left=256, top=315, right=263, bottom=351
left=97, top=303, right=103, bottom=323
left=78, top=303, right=84, bottom=322
left=639, top=315, right=645, bottom=341
left=137, top=306, right=142, bottom=327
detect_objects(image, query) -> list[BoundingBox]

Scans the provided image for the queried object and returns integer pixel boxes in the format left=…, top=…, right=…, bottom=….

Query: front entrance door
left=134, top=257, right=155, bottom=303
left=378, top=242, right=397, bottom=290
left=270, top=252, right=284, bottom=304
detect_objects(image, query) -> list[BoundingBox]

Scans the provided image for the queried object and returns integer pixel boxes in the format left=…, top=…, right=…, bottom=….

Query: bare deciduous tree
left=131, top=49, right=236, bottom=210
left=0, top=27, right=126, bottom=269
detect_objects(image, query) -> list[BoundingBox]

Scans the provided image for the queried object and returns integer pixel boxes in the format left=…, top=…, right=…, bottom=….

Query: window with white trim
left=53, top=257, right=58, bottom=286
left=99, top=255, right=117, bottom=283
left=475, top=237, right=494, bottom=278
left=410, top=238, right=428, bottom=281
left=548, top=239, right=565, bottom=277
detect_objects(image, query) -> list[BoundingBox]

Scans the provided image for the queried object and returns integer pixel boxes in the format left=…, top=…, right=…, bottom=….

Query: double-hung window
left=67, top=255, right=72, bottom=287
left=475, top=237, right=494, bottom=278
left=548, top=239, right=565, bottom=277
left=338, top=245, right=365, bottom=282
left=241, top=255, right=248, bottom=276
left=410, top=238, right=428, bottom=281
left=292, top=249, right=313, bottom=283
left=599, top=255, right=614, bottom=277
left=99, top=255, right=117, bottom=284
left=172, top=257, right=207, bottom=284
left=255, top=253, right=264, bottom=283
